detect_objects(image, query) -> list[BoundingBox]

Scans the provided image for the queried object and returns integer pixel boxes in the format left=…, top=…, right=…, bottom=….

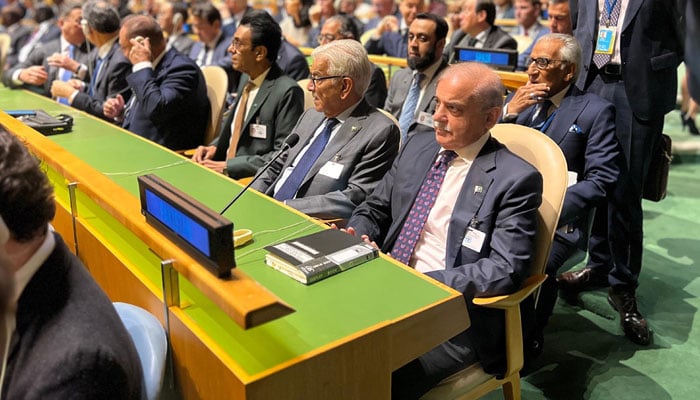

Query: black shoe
left=607, top=287, right=653, bottom=346
left=688, top=117, right=700, bottom=135
left=557, top=267, right=609, bottom=294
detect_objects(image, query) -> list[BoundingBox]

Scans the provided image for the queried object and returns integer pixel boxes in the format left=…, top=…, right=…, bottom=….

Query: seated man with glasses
left=192, top=10, right=304, bottom=179
left=250, top=39, right=400, bottom=221
left=501, top=33, right=621, bottom=336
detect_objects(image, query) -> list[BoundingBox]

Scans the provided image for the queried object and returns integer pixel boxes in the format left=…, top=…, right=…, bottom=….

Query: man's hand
left=333, top=225, right=379, bottom=249
left=506, top=82, right=551, bottom=115
left=127, top=36, right=152, bottom=64
left=18, top=66, right=48, bottom=85
left=65, top=78, right=84, bottom=90
left=198, top=159, right=227, bottom=174
left=47, top=52, right=80, bottom=73
left=103, top=94, right=126, bottom=120
left=192, top=145, right=217, bottom=163
left=374, top=15, right=399, bottom=37
left=50, top=80, right=77, bottom=99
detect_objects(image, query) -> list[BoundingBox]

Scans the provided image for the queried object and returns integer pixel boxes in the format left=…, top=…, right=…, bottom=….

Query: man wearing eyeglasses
left=192, top=10, right=304, bottom=179
left=250, top=39, right=400, bottom=220
left=502, top=33, right=620, bottom=337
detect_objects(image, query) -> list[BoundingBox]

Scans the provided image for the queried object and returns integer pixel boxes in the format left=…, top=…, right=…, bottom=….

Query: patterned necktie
left=89, top=55, right=103, bottom=97
left=226, top=82, right=255, bottom=160
left=593, top=0, right=622, bottom=68
left=391, top=150, right=458, bottom=265
left=57, top=45, right=75, bottom=105
left=398, top=72, right=424, bottom=143
left=274, top=118, right=340, bottom=201
left=530, top=100, right=553, bottom=131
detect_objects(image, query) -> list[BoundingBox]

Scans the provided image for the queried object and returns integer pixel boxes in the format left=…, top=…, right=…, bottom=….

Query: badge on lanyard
left=595, top=27, right=616, bottom=55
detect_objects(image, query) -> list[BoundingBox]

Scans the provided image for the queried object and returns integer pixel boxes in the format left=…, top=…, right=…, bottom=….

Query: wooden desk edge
left=0, top=111, right=294, bottom=329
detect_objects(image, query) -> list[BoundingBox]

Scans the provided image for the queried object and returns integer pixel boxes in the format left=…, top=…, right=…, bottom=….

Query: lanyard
left=603, top=0, right=618, bottom=24
left=539, top=109, right=558, bottom=133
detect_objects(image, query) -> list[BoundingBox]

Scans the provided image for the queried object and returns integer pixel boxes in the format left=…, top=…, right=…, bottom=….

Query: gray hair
left=537, top=33, right=582, bottom=80
left=311, top=39, right=371, bottom=98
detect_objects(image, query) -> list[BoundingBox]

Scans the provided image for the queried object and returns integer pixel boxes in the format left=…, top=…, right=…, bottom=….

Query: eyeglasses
left=308, top=75, right=345, bottom=86
left=230, top=39, right=254, bottom=51
left=317, top=34, right=339, bottom=44
left=526, top=57, right=566, bottom=70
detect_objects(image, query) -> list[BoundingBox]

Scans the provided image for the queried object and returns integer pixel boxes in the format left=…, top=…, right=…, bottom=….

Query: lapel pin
left=351, top=125, right=359, bottom=133
left=474, top=185, right=483, bottom=194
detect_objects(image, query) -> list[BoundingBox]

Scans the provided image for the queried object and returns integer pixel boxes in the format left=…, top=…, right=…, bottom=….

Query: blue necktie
left=391, top=150, right=458, bottom=265
left=398, top=72, right=423, bottom=143
left=530, top=100, right=552, bottom=131
left=57, top=45, right=75, bottom=105
left=274, top=118, right=339, bottom=201
left=89, top=55, right=103, bottom=97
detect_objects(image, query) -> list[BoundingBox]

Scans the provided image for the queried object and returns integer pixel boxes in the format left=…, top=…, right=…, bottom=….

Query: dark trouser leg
left=537, top=236, right=579, bottom=328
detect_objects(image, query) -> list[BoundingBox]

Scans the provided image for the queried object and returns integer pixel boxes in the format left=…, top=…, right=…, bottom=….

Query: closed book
left=264, top=229, right=378, bottom=284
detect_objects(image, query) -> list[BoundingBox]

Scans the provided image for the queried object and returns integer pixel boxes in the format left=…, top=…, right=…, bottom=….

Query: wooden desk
left=0, top=88, right=470, bottom=399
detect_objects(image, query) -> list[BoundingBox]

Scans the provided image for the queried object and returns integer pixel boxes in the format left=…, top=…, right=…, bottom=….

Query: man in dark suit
left=192, top=10, right=304, bottom=179
left=317, top=14, right=387, bottom=109
left=3, top=3, right=89, bottom=98
left=502, top=33, right=620, bottom=329
left=558, top=0, right=684, bottom=346
left=221, top=0, right=254, bottom=38
left=444, top=0, right=518, bottom=64
left=1, top=4, right=32, bottom=69
left=102, top=14, right=209, bottom=151
left=158, top=1, right=195, bottom=55
left=346, top=62, right=542, bottom=399
left=188, top=2, right=236, bottom=92
left=365, top=0, right=424, bottom=58
left=385, top=13, right=449, bottom=143
left=251, top=39, right=400, bottom=220
left=0, top=127, right=143, bottom=399
left=15, top=5, right=61, bottom=64
left=50, top=0, right=132, bottom=121
left=276, top=38, right=310, bottom=81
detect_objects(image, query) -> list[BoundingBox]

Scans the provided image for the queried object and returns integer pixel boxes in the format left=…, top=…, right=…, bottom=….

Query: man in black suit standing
left=444, top=0, right=518, bottom=64
left=0, top=127, right=143, bottom=399
left=558, top=0, right=684, bottom=346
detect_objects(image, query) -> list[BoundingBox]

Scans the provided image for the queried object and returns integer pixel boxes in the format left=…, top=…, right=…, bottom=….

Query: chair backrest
left=490, top=123, right=568, bottom=278
left=297, top=78, right=315, bottom=111
left=114, top=302, right=168, bottom=400
left=201, top=66, right=229, bottom=145
left=0, top=33, right=11, bottom=71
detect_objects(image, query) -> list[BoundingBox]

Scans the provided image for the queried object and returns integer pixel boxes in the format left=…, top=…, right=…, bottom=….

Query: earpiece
left=134, top=35, right=145, bottom=44
left=80, top=18, right=90, bottom=37
left=172, top=12, right=183, bottom=27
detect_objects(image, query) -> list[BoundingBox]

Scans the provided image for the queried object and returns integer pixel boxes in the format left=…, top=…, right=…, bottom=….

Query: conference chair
left=201, top=65, right=229, bottom=146
left=360, top=28, right=376, bottom=45
left=297, top=78, right=315, bottom=111
left=421, top=124, right=568, bottom=400
left=114, top=302, right=168, bottom=400
left=0, top=33, right=11, bottom=71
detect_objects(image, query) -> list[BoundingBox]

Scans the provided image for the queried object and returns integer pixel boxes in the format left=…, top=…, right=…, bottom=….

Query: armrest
left=472, top=274, right=547, bottom=309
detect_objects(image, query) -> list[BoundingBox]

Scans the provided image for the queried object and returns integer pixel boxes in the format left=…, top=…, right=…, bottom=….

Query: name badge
left=462, top=227, right=485, bottom=253
left=319, top=160, right=344, bottom=180
left=595, top=27, right=616, bottom=55
left=250, top=123, right=267, bottom=139
left=416, top=111, right=433, bottom=127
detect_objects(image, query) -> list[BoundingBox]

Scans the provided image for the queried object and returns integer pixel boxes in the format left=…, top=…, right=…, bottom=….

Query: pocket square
left=568, top=124, right=583, bottom=135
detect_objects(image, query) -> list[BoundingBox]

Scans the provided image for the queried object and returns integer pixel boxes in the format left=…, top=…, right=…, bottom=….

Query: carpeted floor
left=482, top=106, right=700, bottom=399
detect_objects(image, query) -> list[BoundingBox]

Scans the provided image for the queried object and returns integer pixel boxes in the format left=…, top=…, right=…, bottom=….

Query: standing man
left=502, top=33, right=620, bottom=330
left=192, top=10, right=304, bottom=179
left=385, top=13, right=449, bottom=143
left=50, top=0, right=131, bottom=120
left=547, top=0, right=572, bottom=35
left=514, top=0, right=549, bottom=70
left=347, top=62, right=542, bottom=398
left=0, top=127, right=143, bottom=399
left=444, top=0, right=518, bottom=63
left=251, top=40, right=400, bottom=220
left=558, top=0, right=684, bottom=346
left=102, top=14, right=209, bottom=151
left=365, top=0, right=424, bottom=58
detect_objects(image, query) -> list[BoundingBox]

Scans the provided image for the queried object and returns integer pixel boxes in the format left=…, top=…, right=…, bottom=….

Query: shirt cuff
left=132, top=61, right=153, bottom=72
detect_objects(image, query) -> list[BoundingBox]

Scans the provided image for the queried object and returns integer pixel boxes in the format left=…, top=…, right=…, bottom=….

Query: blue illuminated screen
left=144, top=189, right=210, bottom=256
left=458, top=49, right=510, bottom=66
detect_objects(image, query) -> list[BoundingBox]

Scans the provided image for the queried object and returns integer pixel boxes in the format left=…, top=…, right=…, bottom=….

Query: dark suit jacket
left=365, top=63, right=388, bottom=109
left=348, top=129, right=542, bottom=374
left=505, top=86, right=620, bottom=250
left=123, top=48, right=209, bottom=150
left=444, top=26, right=518, bottom=64
left=1, top=233, right=143, bottom=399
left=4, top=23, right=33, bottom=69
left=213, top=64, right=304, bottom=178
left=169, top=33, right=195, bottom=55
left=384, top=59, right=449, bottom=133
left=72, top=40, right=132, bottom=120
left=365, top=30, right=407, bottom=58
left=276, top=39, right=309, bottom=81
left=251, top=99, right=400, bottom=219
left=188, top=32, right=236, bottom=91
left=571, top=0, right=684, bottom=118
left=2, top=38, right=90, bottom=97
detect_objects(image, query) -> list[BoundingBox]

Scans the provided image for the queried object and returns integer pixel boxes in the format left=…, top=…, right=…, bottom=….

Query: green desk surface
left=0, top=88, right=458, bottom=376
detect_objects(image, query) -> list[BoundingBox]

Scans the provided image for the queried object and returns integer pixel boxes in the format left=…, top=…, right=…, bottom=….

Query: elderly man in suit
left=385, top=13, right=449, bottom=143
left=251, top=39, right=400, bottom=220
left=502, top=33, right=620, bottom=331
left=50, top=0, right=132, bottom=121
left=0, top=127, right=143, bottom=398
left=3, top=3, right=89, bottom=98
left=557, top=0, right=684, bottom=346
left=444, top=0, right=518, bottom=63
left=102, top=14, right=209, bottom=151
left=365, top=0, right=424, bottom=58
left=192, top=10, right=304, bottom=179
left=345, top=62, right=542, bottom=399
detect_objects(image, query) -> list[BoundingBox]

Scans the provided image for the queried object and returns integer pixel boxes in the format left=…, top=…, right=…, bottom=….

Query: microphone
left=219, top=133, right=300, bottom=215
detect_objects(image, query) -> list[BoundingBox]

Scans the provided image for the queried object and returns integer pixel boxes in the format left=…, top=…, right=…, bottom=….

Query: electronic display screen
left=455, top=47, right=517, bottom=71
left=144, top=189, right=210, bottom=257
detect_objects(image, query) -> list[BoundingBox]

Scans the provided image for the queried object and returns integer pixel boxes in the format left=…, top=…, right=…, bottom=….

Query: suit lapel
left=622, top=0, right=643, bottom=32
left=545, top=90, right=587, bottom=144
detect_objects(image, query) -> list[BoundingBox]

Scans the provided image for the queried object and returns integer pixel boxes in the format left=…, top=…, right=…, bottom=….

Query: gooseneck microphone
left=219, top=133, right=300, bottom=215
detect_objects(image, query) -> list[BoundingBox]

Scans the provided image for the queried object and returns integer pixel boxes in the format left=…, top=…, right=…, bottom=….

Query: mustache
left=433, top=120, right=451, bottom=133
